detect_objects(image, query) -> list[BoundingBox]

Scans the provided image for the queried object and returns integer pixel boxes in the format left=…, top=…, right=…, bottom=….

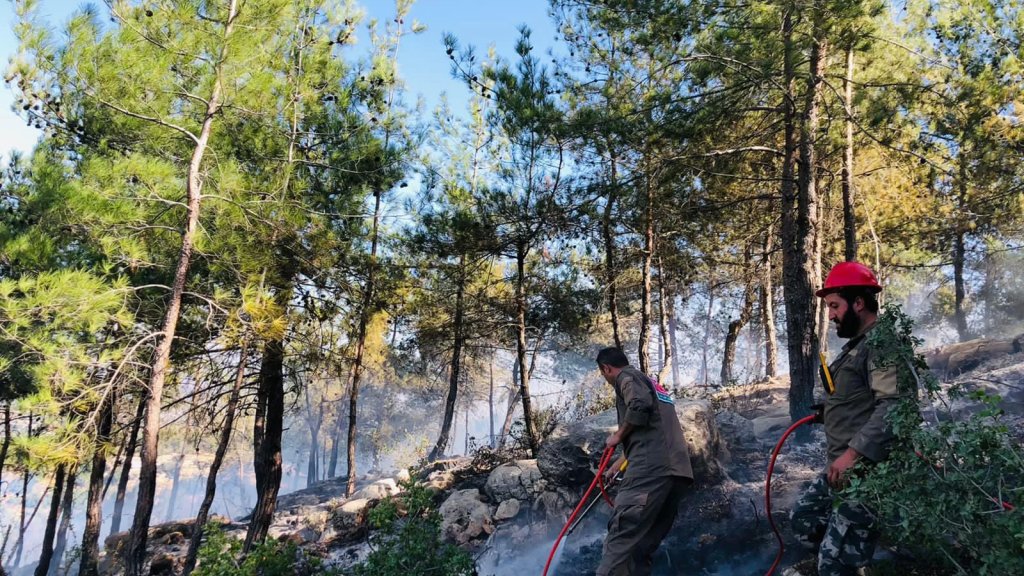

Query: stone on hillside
left=494, top=498, right=521, bottom=521
left=439, top=488, right=495, bottom=545
left=752, top=415, right=793, bottom=443
left=926, top=335, right=1024, bottom=374
left=715, top=410, right=757, bottom=449
left=485, top=459, right=547, bottom=502
left=396, top=468, right=411, bottom=483
left=350, top=478, right=399, bottom=501
left=537, top=400, right=724, bottom=487
left=330, top=498, right=372, bottom=541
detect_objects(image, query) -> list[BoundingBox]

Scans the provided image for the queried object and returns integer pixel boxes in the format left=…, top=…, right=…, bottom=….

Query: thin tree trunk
left=464, top=405, right=470, bottom=454
left=111, top=395, right=145, bottom=535
left=701, top=286, right=715, bottom=386
left=842, top=45, right=858, bottom=262
left=47, top=468, right=76, bottom=576
left=244, top=337, right=285, bottom=550
left=79, top=393, right=115, bottom=576
left=33, top=465, right=65, bottom=576
left=327, top=427, right=340, bottom=479
left=656, top=261, right=672, bottom=384
left=953, top=230, right=968, bottom=341
left=429, top=264, right=466, bottom=461
left=498, top=358, right=521, bottom=450
left=638, top=172, right=655, bottom=374
left=126, top=5, right=237, bottom=573
left=667, top=292, right=682, bottom=387
left=602, top=184, right=622, bottom=349
left=12, top=413, right=34, bottom=568
left=165, top=452, right=185, bottom=522
left=722, top=249, right=756, bottom=385
left=762, top=230, right=778, bottom=378
left=514, top=244, right=539, bottom=455
left=183, top=343, right=247, bottom=576
left=0, top=403, right=9, bottom=490
left=488, top=351, right=495, bottom=448
left=345, top=184, right=384, bottom=497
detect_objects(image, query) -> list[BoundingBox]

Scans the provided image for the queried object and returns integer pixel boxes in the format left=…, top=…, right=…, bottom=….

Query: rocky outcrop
left=536, top=400, right=725, bottom=488
left=484, top=459, right=547, bottom=502
left=438, top=488, right=495, bottom=545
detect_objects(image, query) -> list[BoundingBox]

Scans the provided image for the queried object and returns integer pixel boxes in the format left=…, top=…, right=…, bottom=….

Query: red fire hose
left=764, top=414, right=819, bottom=576
left=542, top=446, right=618, bottom=576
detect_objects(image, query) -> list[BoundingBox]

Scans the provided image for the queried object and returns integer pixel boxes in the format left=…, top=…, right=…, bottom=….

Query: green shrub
left=193, top=524, right=334, bottom=576
left=347, top=480, right=475, bottom=576
left=843, top=304, right=1024, bottom=575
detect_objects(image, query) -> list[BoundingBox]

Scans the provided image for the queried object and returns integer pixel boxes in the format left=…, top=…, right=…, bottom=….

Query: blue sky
left=0, top=0, right=557, bottom=159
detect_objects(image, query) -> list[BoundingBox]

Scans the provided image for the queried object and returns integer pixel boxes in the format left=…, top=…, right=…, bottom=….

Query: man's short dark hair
left=596, top=347, right=630, bottom=368
left=837, top=287, right=879, bottom=313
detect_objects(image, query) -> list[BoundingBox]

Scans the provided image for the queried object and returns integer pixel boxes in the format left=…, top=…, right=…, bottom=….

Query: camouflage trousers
left=790, top=473, right=878, bottom=576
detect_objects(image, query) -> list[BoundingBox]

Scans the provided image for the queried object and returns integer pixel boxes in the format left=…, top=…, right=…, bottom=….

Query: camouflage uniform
left=790, top=323, right=903, bottom=576
left=596, top=366, right=693, bottom=576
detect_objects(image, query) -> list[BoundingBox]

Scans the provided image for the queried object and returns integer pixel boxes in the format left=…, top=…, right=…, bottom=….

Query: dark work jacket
left=824, top=323, right=903, bottom=464
left=613, top=366, right=694, bottom=481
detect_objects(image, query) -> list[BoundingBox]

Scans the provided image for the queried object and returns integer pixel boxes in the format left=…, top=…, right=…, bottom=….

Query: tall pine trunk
left=953, top=153, right=970, bottom=341
left=183, top=344, right=247, bottom=576
left=165, top=452, right=185, bottom=522
left=656, top=262, right=673, bottom=384
left=126, top=5, right=237, bottom=573
left=245, top=337, right=285, bottom=550
left=47, top=468, right=76, bottom=576
left=722, top=248, right=756, bottom=385
left=762, top=230, right=778, bottom=378
left=488, top=351, right=496, bottom=448
left=602, top=179, right=622, bottom=349
left=111, top=395, right=144, bottom=535
left=667, top=291, right=683, bottom=387
left=781, top=3, right=824, bottom=433
left=0, top=402, right=9, bottom=489
left=514, top=243, right=539, bottom=455
left=345, top=186, right=384, bottom=497
left=638, top=172, right=655, bottom=374
left=842, top=45, right=858, bottom=262
left=79, top=393, right=114, bottom=576
left=429, top=263, right=466, bottom=461
left=33, top=465, right=65, bottom=576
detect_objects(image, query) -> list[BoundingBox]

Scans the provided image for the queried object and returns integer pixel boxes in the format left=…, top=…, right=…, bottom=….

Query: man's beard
left=835, top=306, right=861, bottom=338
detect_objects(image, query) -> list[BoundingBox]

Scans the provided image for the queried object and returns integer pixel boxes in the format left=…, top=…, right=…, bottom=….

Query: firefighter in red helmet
left=789, top=262, right=912, bottom=575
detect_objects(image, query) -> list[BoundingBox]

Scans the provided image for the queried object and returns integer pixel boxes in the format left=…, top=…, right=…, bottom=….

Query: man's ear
left=853, top=296, right=866, bottom=313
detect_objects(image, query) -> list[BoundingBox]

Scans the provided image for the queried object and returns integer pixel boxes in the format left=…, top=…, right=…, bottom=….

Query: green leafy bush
left=193, top=524, right=334, bottom=576
left=844, top=304, right=1024, bottom=575
left=347, top=480, right=475, bottom=576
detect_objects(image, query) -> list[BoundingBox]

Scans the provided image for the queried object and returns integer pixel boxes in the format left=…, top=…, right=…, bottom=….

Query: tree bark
left=11, top=413, right=34, bottom=568
left=244, top=337, right=285, bottom=551
left=953, top=230, right=969, bottom=341
left=79, top=393, right=114, bottom=576
left=638, top=172, right=655, bottom=374
left=842, top=45, right=858, bottom=262
left=655, top=261, right=672, bottom=384
left=183, top=343, right=247, bottom=576
left=514, top=243, right=540, bottom=455
left=165, top=452, right=185, bottom=522
left=47, top=468, right=76, bottom=576
left=667, top=291, right=683, bottom=387
left=111, top=395, right=145, bottom=535
left=762, top=230, right=778, bottom=378
left=346, top=185, right=384, bottom=497
left=33, top=465, right=65, bottom=576
left=0, top=402, right=9, bottom=489
left=488, top=351, right=496, bottom=448
left=780, top=3, right=822, bottom=433
left=304, top=387, right=322, bottom=489
left=429, top=263, right=466, bottom=461
left=126, top=5, right=237, bottom=573
left=602, top=181, right=622, bottom=349
left=722, top=249, right=756, bottom=385
left=498, top=357, right=521, bottom=450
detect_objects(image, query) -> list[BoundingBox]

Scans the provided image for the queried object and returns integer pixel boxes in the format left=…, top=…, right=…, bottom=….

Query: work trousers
left=790, top=473, right=879, bottom=576
left=595, top=474, right=689, bottom=576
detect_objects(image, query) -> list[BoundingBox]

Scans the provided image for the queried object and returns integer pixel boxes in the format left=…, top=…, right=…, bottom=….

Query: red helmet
left=816, top=261, right=882, bottom=297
